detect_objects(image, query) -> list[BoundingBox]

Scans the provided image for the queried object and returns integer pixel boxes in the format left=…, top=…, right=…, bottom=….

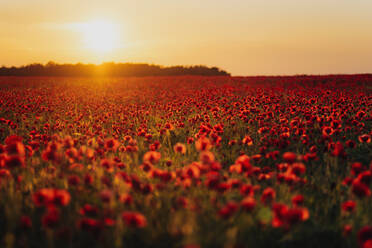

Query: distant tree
left=0, top=62, right=230, bottom=77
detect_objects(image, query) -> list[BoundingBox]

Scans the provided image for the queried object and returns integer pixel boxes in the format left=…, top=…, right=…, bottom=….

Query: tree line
left=0, top=62, right=230, bottom=77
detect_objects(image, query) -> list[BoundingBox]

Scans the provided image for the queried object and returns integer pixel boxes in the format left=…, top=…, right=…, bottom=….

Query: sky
left=1, top=0, right=372, bottom=75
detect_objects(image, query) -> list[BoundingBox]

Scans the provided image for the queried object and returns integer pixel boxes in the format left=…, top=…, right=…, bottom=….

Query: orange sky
left=1, top=0, right=372, bottom=75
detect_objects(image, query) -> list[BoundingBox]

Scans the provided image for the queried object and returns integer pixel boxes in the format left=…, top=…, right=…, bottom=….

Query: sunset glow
left=80, top=20, right=119, bottom=53
left=1, top=0, right=372, bottom=75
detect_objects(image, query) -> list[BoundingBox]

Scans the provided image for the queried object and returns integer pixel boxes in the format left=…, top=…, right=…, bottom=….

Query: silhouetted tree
left=0, top=62, right=230, bottom=77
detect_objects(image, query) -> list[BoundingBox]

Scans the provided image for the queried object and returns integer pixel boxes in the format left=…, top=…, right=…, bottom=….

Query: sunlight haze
left=1, top=0, right=372, bottom=75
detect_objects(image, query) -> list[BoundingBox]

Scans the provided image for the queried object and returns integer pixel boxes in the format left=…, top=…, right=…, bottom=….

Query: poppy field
left=0, top=75, right=371, bottom=248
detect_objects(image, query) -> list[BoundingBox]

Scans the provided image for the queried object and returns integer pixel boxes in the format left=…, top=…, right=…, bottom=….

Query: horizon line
left=1, top=61, right=371, bottom=77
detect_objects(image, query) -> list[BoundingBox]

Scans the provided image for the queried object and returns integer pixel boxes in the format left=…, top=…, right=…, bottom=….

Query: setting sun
left=80, top=20, right=119, bottom=53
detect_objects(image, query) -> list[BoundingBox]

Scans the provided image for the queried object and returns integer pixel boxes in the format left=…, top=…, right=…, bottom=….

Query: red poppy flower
left=242, top=135, right=253, bottom=146
left=33, top=188, right=55, bottom=207
left=195, top=137, right=212, bottom=151
left=174, top=143, right=186, bottom=154
left=104, top=138, right=120, bottom=151
left=283, top=152, right=297, bottom=164
left=352, top=180, right=371, bottom=198
left=42, top=207, right=60, bottom=228
left=341, top=200, right=356, bottom=213
left=199, top=151, right=215, bottom=164
left=343, top=224, right=352, bottom=236
left=143, top=151, right=161, bottom=164
left=358, top=134, right=371, bottom=143
left=241, top=197, right=256, bottom=212
left=285, top=207, right=309, bottom=225
left=80, top=204, right=99, bottom=216
left=78, top=218, right=102, bottom=234
left=19, top=215, right=32, bottom=229
left=4, top=155, right=25, bottom=168
left=218, top=201, right=239, bottom=219
left=292, top=194, right=304, bottom=206
left=53, top=189, right=71, bottom=206
left=121, top=211, right=147, bottom=228
left=261, top=187, right=276, bottom=205
left=358, top=226, right=372, bottom=248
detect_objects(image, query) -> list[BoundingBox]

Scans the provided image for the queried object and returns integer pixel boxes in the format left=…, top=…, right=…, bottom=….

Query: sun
left=80, top=20, right=119, bottom=53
